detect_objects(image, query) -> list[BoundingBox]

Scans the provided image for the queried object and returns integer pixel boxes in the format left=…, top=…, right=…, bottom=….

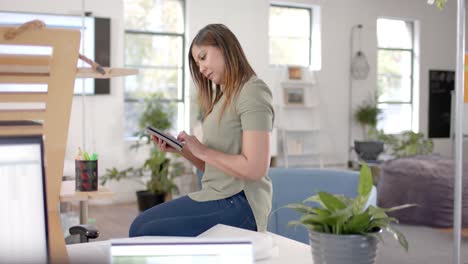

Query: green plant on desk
left=286, top=162, right=416, bottom=263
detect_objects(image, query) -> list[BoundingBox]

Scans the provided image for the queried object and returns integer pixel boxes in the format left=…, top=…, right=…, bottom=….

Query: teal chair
left=267, top=167, right=377, bottom=244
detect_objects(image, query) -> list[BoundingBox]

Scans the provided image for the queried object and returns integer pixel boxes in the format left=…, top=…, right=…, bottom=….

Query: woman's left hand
left=177, top=131, right=207, bottom=159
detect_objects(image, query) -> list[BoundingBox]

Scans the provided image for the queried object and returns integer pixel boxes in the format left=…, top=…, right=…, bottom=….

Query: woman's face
left=191, top=44, right=225, bottom=85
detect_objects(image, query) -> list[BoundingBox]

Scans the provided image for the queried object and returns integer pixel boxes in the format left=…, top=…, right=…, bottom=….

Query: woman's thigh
left=129, top=191, right=257, bottom=237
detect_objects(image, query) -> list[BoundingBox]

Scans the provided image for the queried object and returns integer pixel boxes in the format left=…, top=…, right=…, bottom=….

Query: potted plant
left=353, top=98, right=384, bottom=161
left=101, top=92, right=184, bottom=212
left=377, top=130, right=434, bottom=158
left=286, top=162, right=415, bottom=264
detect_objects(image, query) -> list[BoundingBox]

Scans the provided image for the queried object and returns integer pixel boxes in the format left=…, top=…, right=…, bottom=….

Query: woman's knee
left=128, top=214, right=143, bottom=237
left=129, top=209, right=155, bottom=237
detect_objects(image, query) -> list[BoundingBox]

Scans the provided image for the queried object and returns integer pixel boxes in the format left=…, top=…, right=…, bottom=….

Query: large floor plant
left=287, top=162, right=415, bottom=263
left=101, top=92, right=184, bottom=212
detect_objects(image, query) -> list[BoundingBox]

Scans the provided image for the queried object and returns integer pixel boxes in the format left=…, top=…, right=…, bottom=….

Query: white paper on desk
left=198, top=224, right=277, bottom=261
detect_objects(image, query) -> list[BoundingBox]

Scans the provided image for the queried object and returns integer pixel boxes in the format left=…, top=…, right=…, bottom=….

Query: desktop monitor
left=0, top=135, right=49, bottom=263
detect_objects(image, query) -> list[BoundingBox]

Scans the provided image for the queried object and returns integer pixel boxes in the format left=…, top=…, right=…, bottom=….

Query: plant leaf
left=368, top=205, right=388, bottom=220
left=358, top=162, right=373, bottom=197
left=383, top=204, right=418, bottom=212
left=385, top=225, right=409, bottom=252
left=300, top=214, right=325, bottom=225
left=303, top=195, right=325, bottom=208
left=284, top=203, right=314, bottom=214
left=343, top=211, right=371, bottom=234
left=318, top=192, right=347, bottom=212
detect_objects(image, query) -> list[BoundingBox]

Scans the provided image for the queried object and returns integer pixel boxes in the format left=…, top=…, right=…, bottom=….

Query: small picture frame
left=283, top=87, right=305, bottom=106
left=288, top=66, right=302, bottom=80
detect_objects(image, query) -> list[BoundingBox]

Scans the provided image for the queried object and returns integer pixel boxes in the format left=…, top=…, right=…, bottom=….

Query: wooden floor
left=88, top=202, right=139, bottom=241
left=84, top=202, right=468, bottom=242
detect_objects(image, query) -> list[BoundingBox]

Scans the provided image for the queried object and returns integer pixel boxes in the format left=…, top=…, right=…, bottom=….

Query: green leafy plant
left=286, top=162, right=416, bottom=251
left=376, top=130, right=434, bottom=158
left=101, top=92, right=184, bottom=195
left=101, top=149, right=184, bottom=195
left=354, top=98, right=382, bottom=139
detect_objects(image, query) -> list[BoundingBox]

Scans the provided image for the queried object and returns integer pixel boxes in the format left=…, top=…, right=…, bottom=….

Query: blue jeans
left=129, top=191, right=257, bottom=237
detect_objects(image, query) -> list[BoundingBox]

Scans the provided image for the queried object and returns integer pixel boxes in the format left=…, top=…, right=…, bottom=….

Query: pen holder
left=75, top=160, right=98, bottom=191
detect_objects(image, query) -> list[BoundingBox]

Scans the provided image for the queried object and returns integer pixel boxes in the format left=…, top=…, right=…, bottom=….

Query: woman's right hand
left=151, top=135, right=180, bottom=153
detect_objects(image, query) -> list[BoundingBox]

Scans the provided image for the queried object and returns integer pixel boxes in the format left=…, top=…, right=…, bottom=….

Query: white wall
left=189, top=0, right=458, bottom=164
left=0, top=0, right=460, bottom=202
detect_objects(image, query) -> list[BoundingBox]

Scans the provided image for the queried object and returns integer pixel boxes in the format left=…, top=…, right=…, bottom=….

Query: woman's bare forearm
left=199, top=147, right=269, bottom=181
left=181, top=147, right=205, bottom=172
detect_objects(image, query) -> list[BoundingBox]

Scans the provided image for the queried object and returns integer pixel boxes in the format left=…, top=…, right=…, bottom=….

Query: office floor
left=88, top=202, right=139, bottom=241
left=85, top=202, right=468, bottom=263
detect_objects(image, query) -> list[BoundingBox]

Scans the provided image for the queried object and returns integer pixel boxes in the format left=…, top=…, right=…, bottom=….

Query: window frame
left=123, top=0, right=186, bottom=138
left=269, top=4, right=313, bottom=67
left=376, top=19, right=415, bottom=134
left=0, top=11, right=107, bottom=95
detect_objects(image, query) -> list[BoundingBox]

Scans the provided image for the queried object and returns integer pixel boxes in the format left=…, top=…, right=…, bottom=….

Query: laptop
left=0, top=135, right=49, bottom=263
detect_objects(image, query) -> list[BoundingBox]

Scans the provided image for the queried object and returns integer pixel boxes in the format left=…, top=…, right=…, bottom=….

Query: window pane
left=377, top=50, right=412, bottom=102
left=125, top=34, right=183, bottom=67
left=269, top=6, right=310, bottom=37
left=124, top=101, right=181, bottom=138
left=124, top=0, right=184, bottom=33
left=269, top=5, right=311, bottom=66
left=124, top=68, right=181, bottom=100
left=377, top=103, right=412, bottom=133
left=270, top=37, right=310, bottom=66
left=377, top=18, right=413, bottom=49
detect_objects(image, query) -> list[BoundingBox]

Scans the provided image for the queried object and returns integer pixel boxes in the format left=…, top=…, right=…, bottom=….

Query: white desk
left=66, top=231, right=313, bottom=264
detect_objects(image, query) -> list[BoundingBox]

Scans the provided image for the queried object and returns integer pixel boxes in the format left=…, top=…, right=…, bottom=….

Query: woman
left=129, top=24, right=274, bottom=237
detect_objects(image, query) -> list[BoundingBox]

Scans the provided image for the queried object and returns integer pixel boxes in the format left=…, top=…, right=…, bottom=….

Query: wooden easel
left=0, top=21, right=136, bottom=263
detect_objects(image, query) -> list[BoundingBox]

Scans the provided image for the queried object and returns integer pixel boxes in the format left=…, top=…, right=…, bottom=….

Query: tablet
left=146, top=126, right=183, bottom=151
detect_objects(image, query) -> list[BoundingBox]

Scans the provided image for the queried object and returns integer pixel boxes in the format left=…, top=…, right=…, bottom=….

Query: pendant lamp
left=350, top=25, right=369, bottom=80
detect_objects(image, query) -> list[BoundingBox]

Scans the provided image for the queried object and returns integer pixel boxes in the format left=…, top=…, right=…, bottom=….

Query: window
left=123, top=0, right=185, bottom=138
left=376, top=18, right=415, bottom=134
left=269, top=5, right=312, bottom=66
left=0, top=11, right=110, bottom=95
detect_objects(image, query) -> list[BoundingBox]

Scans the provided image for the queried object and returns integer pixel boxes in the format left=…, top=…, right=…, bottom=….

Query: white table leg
left=80, top=200, right=88, bottom=224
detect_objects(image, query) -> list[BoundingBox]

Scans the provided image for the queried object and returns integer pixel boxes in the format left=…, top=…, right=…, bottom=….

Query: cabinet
left=274, top=76, right=323, bottom=168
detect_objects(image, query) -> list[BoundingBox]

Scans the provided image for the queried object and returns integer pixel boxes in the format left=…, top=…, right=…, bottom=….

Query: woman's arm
left=180, top=147, right=205, bottom=172
left=179, top=130, right=271, bottom=181
left=152, top=135, right=205, bottom=172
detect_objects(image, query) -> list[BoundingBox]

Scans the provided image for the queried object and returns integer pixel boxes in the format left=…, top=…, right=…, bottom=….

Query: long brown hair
left=188, top=24, right=255, bottom=121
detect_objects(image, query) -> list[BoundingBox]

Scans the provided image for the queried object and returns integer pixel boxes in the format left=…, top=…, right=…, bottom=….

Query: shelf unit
left=274, top=72, right=323, bottom=168
left=281, top=129, right=323, bottom=168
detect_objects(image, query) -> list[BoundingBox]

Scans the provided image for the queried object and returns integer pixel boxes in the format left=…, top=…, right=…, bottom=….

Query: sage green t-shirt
left=188, top=75, right=274, bottom=232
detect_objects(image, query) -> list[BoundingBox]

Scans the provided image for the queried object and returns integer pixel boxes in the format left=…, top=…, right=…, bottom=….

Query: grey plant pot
left=309, top=229, right=380, bottom=264
left=354, top=140, right=384, bottom=161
